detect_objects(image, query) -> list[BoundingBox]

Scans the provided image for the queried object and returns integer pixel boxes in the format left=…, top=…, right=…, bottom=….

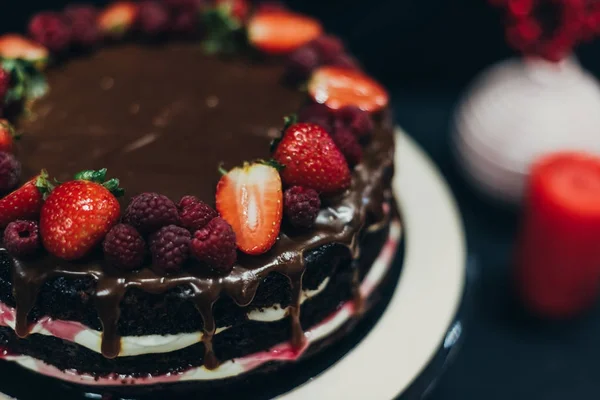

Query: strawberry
left=98, top=2, right=139, bottom=38
left=216, top=162, right=282, bottom=255
left=247, top=10, right=323, bottom=54
left=216, top=0, right=250, bottom=23
left=308, top=66, right=389, bottom=112
left=0, top=120, right=18, bottom=153
left=272, top=118, right=351, bottom=195
left=40, top=169, right=123, bottom=260
left=0, top=171, right=50, bottom=229
left=0, top=34, right=49, bottom=70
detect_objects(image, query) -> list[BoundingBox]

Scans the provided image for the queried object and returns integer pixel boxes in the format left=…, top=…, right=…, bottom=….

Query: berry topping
left=169, top=9, right=198, bottom=36
left=247, top=10, right=323, bottom=54
left=3, top=220, right=41, bottom=259
left=149, top=224, right=191, bottom=273
left=327, top=54, right=360, bottom=70
left=331, top=126, right=363, bottom=166
left=256, top=1, right=287, bottom=13
left=0, top=172, right=49, bottom=229
left=124, top=192, right=180, bottom=234
left=216, top=0, right=250, bottom=23
left=40, top=169, right=123, bottom=260
left=28, top=12, right=72, bottom=53
left=283, top=186, right=320, bottom=229
left=179, top=198, right=218, bottom=231
left=0, top=151, right=21, bottom=194
left=103, top=223, right=146, bottom=270
left=0, top=34, right=49, bottom=70
left=297, top=103, right=334, bottom=133
left=190, top=217, right=237, bottom=272
left=335, top=105, right=374, bottom=140
left=310, top=35, right=344, bottom=63
left=216, top=162, right=283, bottom=255
left=98, top=1, right=139, bottom=38
left=286, top=45, right=320, bottom=81
left=177, top=194, right=200, bottom=209
left=0, top=120, right=18, bottom=153
left=138, top=1, right=170, bottom=36
left=64, top=4, right=101, bottom=47
left=272, top=120, right=351, bottom=195
left=0, top=68, right=10, bottom=103
left=308, top=66, right=388, bottom=112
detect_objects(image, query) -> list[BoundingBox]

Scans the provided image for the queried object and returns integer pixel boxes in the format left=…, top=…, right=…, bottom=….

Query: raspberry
left=0, top=68, right=10, bottom=103
left=64, top=4, right=101, bottom=47
left=286, top=46, right=320, bottom=82
left=283, top=186, right=321, bottom=229
left=298, top=103, right=333, bottom=133
left=332, top=127, right=363, bottom=166
left=327, top=54, right=360, bottom=71
left=310, top=35, right=344, bottom=63
left=190, top=217, right=237, bottom=272
left=256, top=1, right=286, bottom=12
left=336, top=105, right=374, bottom=139
left=103, top=224, right=146, bottom=270
left=138, top=1, right=170, bottom=36
left=28, top=12, right=72, bottom=53
left=3, top=220, right=41, bottom=258
left=179, top=199, right=217, bottom=231
left=123, top=192, right=179, bottom=234
left=177, top=195, right=200, bottom=209
left=149, top=224, right=191, bottom=273
left=169, top=9, right=198, bottom=36
left=163, top=0, right=204, bottom=11
left=0, top=151, right=20, bottom=194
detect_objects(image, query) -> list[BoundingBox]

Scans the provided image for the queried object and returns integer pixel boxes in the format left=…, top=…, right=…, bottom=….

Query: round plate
left=281, top=129, right=467, bottom=400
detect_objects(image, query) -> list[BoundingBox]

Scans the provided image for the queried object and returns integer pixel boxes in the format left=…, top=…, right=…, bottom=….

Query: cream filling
left=0, top=221, right=401, bottom=385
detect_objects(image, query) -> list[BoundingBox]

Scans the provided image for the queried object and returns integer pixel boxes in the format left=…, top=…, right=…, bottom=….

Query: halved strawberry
left=247, top=10, right=323, bottom=54
left=0, top=171, right=50, bottom=229
left=0, top=120, right=18, bottom=153
left=308, top=66, right=389, bottom=112
left=216, top=162, right=283, bottom=255
left=0, top=34, right=49, bottom=70
left=98, top=2, right=139, bottom=38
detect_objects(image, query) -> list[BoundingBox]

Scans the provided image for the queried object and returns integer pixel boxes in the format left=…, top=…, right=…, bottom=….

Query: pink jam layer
left=0, top=222, right=401, bottom=386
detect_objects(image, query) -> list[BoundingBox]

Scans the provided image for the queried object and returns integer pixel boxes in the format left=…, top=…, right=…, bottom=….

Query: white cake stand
left=280, top=129, right=467, bottom=399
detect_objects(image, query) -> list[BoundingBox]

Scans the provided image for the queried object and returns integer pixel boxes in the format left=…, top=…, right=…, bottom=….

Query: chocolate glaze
left=4, top=42, right=395, bottom=366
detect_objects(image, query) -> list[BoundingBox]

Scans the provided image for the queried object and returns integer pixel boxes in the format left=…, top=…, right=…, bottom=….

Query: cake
left=0, top=1, right=400, bottom=397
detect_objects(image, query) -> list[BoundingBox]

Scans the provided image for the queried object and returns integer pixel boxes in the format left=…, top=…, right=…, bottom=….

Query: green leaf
left=261, top=159, right=286, bottom=172
left=201, top=7, right=243, bottom=55
left=35, top=169, right=55, bottom=200
left=74, top=168, right=107, bottom=183
left=102, top=178, right=125, bottom=198
left=0, top=57, right=48, bottom=105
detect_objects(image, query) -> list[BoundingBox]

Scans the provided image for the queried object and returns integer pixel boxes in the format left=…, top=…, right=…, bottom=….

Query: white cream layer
left=0, top=221, right=401, bottom=385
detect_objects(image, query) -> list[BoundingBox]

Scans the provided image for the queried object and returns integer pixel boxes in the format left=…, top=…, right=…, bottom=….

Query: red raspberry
left=190, top=217, right=237, bottom=272
left=0, top=151, right=21, bottom=194
left=336, top=105, right=374, bottom=140
left=0, top=68, right=10, bottom=104
left=149, top=224, right=191, bottom=273
left=103, top=223, right=146, bottom=270
left=298, top=103, right=334, bottom=133
left=170, top=9, right=198, bottom=36
left=286, top=45, right=320, bottom=81
left=327, top=54, right=360, bottom=70
left=163, top=0, right=204, bottom=11
left=123, top=192, right=179, bottom=234
left=283, top=186, right=321, bottom=229
left=3, top=220, right=41, bottom=259
left=179, top=199, right=217, bottom=231
left=310, top=35, right=344, bottom=63
left=177, top=195, right=200, bottom=209
left=64, top=4, right=101, bottom=47
left=28, top=12, right=72, bottom=53
left=138, top=1, right=170, bottom=36
left=332, top=126, right=363, bottom=166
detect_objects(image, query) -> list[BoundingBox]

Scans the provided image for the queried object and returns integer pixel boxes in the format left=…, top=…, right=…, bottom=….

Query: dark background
left=4, top=1, right=600, bottom=399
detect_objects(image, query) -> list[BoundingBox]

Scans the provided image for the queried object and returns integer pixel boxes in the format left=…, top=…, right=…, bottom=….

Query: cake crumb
left=206, top=95, right=219, bottom=108
left=100, top=77, right=114, bottom=90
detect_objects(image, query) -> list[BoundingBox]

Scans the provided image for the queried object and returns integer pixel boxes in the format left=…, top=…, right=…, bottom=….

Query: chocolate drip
left=287, top=268, right=306, bottom=349
left=351, top=262, right=365, bottom=315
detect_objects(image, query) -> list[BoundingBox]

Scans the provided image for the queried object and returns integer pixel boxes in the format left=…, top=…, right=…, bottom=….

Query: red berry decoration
left=3, top=220, right=41, bottom=259
left=327, top=54, right=360, bottom=70
left=178, top=194, right=200, bottom=209
left=124, top=192, right=180, bottom=234
left=64, top=4, right=101, bottom=47
left=138, top=1, right=170, bottom=36
left=28, top=12, right=72, bottom=53
left=310, top=35, right=344, bottom=63
left=0, top=68, right=10, bottom=104
left=149, top=224, right=191, bottom=274
left=216, top=0, right=250, bottom=23
left=286, top=45, right=320, bottom=81
left=283, top=186, right=320, bottom=229
left=163, top=0, right=202, bottom=36
left=103, top=223, right=146, bottom=270
left=335, top=105, right=375, bottom=140
left=0, top=120, right=18, bottom=153
left=272, top=119, right=351, bottom=195
left=0, top=172, right=49, bottom=229
left=0, top=151, right=21, bottom=194
left=190, top=217, right=237, bottom=272
left=98, top=1, right=139, bottom=38
left=179, top=197, right=218, bottom=231
left=298, top=103, right=334, bottom=133
left=331, top=126, right=363, bottom=166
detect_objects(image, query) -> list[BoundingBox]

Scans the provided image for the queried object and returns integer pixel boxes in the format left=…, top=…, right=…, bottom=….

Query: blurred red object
left=515, top=151, right=600, bottom=317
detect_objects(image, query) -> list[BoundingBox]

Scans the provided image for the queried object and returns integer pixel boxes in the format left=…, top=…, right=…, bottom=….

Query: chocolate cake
left=0, top=1, right=400, bottom=397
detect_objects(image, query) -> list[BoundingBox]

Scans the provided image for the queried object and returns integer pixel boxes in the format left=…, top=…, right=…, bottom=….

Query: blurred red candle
left=516, top=151, right=600, bottom=317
